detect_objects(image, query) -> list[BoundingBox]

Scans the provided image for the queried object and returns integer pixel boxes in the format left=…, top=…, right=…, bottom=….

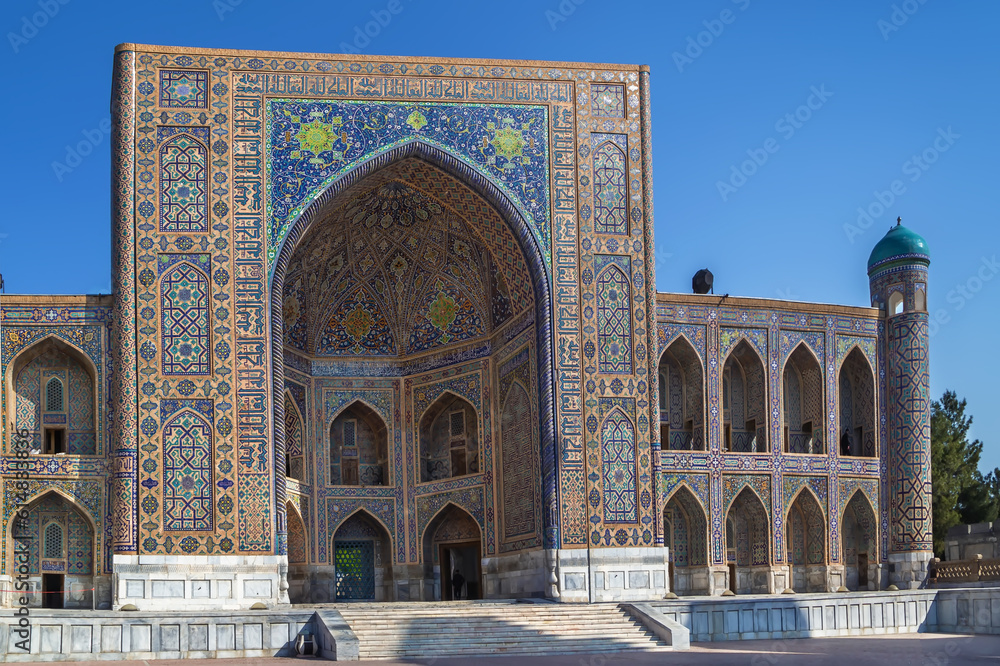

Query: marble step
left=354, top=629, right=653, bottom=642
left=357, top=642, right=670, bottom=655
left=357, top=644, right=672, bottom=658
left=339, top=605, right=669, bottom=658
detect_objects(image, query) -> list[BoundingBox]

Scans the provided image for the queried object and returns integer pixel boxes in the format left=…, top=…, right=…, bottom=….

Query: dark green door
left=335, top=540, right=375, bottom=600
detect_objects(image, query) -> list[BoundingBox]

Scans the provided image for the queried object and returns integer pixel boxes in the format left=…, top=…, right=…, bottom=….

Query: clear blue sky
left=1, top=1, right=997, bottom=470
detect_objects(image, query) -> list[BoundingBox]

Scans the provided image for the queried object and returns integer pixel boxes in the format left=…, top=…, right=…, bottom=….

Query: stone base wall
left=113, top=555, right=284, bottom=611
left=673, top=565, right=711, bottom=595
left=286, top=564, right=394, bottom=603
left=482, top=548, right=547, bottom=599
left=654, top=589, right=937, bottom=641
left=788, top=565, right=829, bottom=593
left=889, top=551, right=932, bottom=589
left=0, top=574, right=113, bottom=610
left=0, top=589, right=998, bottom=660
left=652, top=587, right=1000, bottom=641
left=557, top=547, right=670, bottom=603
left=0, top=609, right=316, bottom=661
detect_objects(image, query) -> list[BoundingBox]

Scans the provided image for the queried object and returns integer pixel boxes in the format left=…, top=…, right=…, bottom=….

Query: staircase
left=335, top=601, right=671, bottom=659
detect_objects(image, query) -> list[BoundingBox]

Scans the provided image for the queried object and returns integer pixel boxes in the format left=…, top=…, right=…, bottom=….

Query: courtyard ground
left=40, top=633, right=1000, bottom=665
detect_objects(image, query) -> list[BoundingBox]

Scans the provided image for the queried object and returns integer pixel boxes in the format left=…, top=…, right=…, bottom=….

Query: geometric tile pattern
left=162, top=410, right=213, bottom=532
left=590, top=84, right=626, bottom=118
left=600, top=408, right=637, bottom=523
left=159, top=258, right=211, bottom=375
left=159, top=70, right=208, bottom=108
left=592, top=135, right=628, bottom=235
left=888, top=313, right=932, bottom=551
left=110, top=48, right=138, bottom=556
left=159, top=134, right=208, bottom=232
left=287, top=503, right=307, bottom=564
left=597, top=260, right=633, bottom=374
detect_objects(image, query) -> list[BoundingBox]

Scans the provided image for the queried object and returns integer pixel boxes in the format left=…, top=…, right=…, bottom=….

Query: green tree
left=931, top=391, right=997, bottom=557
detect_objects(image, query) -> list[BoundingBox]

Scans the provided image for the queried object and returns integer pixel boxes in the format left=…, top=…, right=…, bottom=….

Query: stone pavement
left=41, top=633, right=1000, bottom=665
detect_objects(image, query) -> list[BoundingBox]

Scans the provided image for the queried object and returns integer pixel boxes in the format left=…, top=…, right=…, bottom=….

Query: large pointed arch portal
left=269, top=140, right=556, bottom=567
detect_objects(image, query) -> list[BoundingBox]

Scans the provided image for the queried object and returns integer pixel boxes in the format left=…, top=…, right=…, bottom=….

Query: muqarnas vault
left=0, top=45, right=932, bottom=610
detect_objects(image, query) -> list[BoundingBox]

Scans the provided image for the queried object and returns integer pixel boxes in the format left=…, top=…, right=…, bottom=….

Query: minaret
left=867, top=218, right=932, bottom=588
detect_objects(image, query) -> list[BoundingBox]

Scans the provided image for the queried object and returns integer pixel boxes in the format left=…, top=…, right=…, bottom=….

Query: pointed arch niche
left=839, top=347, right=877, bottom=458
left=286, top=502, right=309, bottom=604
left=725, top=487, right=770, bottom=594
left=723, top=340, right=767, bottom=453
left=330, top=401, right=389, bottom=487
left=658, top=336, right=705, bottom=451
left=422, top=504, right=482, bottom=601
left=663, top=485, right=709, bottom=595
left=842, top=490, right=878, bottom=591
left=332, top=510, right=394, bottom=601
left=7, top=336, right=98, bottom=456
left=786, top=488, right=827, bottom=592
left=8, top=491, right=96, bottom=609
left=783, top=344, right=824, bottom=454
left=419, top=393, right=479, bottom=483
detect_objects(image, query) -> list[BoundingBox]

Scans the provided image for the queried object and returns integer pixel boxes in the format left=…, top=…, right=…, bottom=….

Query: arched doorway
left=422, top=504, right=482, bottom=601
left=723, top=341, right=767, bottom=452
left=658, top=337, right=705, bottom=450
left=332, top=511, right=394, bottom=601
left=839, top=348, right=877, bottom=457
left=786, top=488, right=827, bottom=591
left=843, top=490, right=877, bottom=590
left=9, top=491, right=95, bottom=609
left=725, top=487, right=770, bottom=594
left=783, top=343, right=824, bottom=454
left=662, top=486, right=709, bottom=594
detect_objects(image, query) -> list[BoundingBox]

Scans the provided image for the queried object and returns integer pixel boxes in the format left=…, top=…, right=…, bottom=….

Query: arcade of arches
left=651, top=333, right=885, bottom=595
left=278, top=157, right=543, bottom=602
left=661, top=483, right=882, bottom=595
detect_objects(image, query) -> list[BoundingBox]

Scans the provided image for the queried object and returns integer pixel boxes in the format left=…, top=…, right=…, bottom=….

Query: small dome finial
left=896, top=216, right=902, bottom=226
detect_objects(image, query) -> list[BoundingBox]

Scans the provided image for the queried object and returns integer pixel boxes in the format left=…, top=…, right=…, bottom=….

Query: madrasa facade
left=0, top=45, right=933, bottom=611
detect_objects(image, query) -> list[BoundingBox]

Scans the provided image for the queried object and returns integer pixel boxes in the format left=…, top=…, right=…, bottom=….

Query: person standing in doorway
left=451, top=568, right=465, bottom=600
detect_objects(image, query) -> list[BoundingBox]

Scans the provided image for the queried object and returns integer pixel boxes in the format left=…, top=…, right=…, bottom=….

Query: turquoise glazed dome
left=867, top=221, right=930, bottom=273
